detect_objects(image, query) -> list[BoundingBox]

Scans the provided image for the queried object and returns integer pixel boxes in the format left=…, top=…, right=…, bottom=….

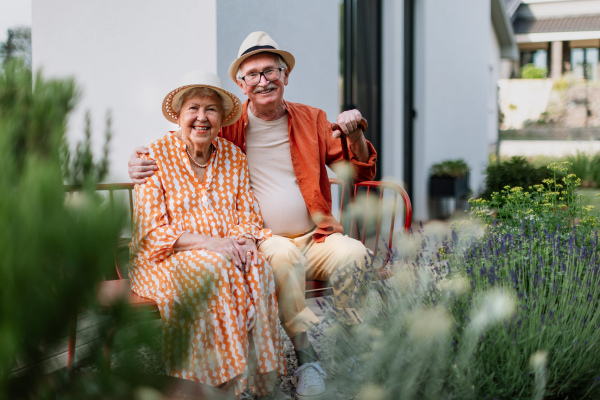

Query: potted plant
left=429, top=159, right=470, bottom=198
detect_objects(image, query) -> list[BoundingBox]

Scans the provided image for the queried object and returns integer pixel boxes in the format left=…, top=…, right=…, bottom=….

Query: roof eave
left=492, top=0, right=519, bottom=60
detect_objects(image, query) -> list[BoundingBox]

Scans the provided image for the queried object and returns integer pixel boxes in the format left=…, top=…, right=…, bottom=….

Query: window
left=571, top=48, right=599, bottom=81
left=520, top=49, right=547, bottom=69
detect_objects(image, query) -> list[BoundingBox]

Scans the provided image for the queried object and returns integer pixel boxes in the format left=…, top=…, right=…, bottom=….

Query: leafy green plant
left=0, top=60, right=161, bottom=399
left=589, top=152, right=600, bottom=187
left=60, top=111, right=111, bottom=186
left=566, top=151, right=591, bottom=185
left=430, top=159, right=470, bottom=178
left=470, top=161, right=599, bottom=238
left=521, top=63, right=548, bottom=79
left=481, top=156, right=552, bottom=201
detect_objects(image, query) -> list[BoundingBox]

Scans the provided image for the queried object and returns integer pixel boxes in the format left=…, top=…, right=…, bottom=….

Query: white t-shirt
left=244, top=108, right=315, bottom=237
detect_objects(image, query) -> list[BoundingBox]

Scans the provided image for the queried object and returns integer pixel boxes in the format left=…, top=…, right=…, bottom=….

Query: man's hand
left=128, top=146, right=158, bottom=184
left=332, top=109, right=365, bottom=141
left=332, top=110, right=370, bottom=162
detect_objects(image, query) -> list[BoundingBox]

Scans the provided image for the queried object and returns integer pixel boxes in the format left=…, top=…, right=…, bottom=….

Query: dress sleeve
left=130, top=157, right=184, bottom=262
left=227, top=155, right=271, bottom=246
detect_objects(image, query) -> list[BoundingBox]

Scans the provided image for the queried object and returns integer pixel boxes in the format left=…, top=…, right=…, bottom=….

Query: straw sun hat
left=228, top=31, right=295, bottom=83
left=162, top=70, right=242, bottom=127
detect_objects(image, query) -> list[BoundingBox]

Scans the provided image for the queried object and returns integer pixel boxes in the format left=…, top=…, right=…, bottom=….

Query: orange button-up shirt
left=221, top=100, right=377, bottom=242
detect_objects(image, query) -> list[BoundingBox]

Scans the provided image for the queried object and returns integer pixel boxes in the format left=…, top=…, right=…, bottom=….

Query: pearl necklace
left=186, top=145, right=213, bottom=168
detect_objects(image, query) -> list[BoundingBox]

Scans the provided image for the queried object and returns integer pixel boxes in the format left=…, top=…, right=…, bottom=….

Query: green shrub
left=430, top=159, right=470, bottom=178
left=566, top=151, right=591, bottom=185
left=482, top=156, right=552, bottom=201
left=552, top=78, right=569, bottom=91
left=521, top=63, right=548, bottom=79
left=470, top=161, right=598, bottom=238
left=589, top=153, right=600, bottom=187
left=0, top=60, right=158, bottom=399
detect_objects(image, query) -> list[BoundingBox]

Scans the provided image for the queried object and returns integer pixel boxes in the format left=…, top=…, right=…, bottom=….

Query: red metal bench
left=66, top=180, right=411, bottom=369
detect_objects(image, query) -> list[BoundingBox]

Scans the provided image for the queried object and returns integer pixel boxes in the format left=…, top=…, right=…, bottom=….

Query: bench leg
left=67, top=313, right=77, bottom=372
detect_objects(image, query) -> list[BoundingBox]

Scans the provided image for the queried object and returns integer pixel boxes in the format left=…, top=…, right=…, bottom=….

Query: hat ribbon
left=241, top=45, right=276, bottom=56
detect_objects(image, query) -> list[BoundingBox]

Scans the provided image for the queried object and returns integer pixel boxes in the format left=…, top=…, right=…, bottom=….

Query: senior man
left=129, top=31, right=377, bottom=400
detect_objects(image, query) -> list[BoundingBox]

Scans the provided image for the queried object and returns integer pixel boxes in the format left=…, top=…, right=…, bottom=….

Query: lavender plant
left=444, top=223, right=600, bottom=398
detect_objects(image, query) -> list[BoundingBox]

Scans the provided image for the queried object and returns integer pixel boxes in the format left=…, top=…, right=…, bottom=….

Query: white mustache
left=253, top=83, right=278, bottom=94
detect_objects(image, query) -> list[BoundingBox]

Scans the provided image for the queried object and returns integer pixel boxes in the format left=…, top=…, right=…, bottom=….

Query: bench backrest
left=68, top=180, right=411, bottom=279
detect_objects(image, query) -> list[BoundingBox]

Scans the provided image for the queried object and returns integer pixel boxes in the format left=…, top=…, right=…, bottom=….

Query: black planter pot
left=429, top=174, right=469, bottom=198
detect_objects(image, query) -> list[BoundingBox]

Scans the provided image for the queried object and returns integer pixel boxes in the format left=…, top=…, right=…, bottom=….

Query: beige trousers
left=258, top=231, right=371, bottom=338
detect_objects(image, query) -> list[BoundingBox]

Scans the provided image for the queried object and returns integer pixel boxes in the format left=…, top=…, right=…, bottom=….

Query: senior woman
left=129, top=70, right=285, bottom=397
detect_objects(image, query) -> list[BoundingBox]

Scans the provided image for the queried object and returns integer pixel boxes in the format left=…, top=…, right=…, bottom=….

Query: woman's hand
left=173, top=234, right=257, bottom=273
left=235, top=238, right=258, bottom=273
left=128, top=146, right=158, bottom=184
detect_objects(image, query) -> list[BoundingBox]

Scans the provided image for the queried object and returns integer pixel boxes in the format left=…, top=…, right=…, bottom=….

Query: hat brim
left=228, top=49, right=295, bottom=83
left=162, top=84, right=242, bottom=127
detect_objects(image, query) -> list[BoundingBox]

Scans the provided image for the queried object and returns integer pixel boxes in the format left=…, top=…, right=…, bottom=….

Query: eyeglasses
left=239, top=68, right=285, bottom=86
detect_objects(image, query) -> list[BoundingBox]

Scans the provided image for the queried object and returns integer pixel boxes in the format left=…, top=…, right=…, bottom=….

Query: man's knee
left=259, top=236, right=305, bottom=275
left=330, top=236, right=371, bottom=273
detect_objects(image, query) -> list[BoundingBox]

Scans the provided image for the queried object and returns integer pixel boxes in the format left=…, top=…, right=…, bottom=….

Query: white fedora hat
left=162, top=70, right=242, bottom=126
left=228, top=31, right=295, bottom=83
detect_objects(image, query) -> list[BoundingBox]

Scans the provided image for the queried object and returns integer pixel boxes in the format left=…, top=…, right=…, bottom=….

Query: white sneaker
left=294, top=362, right=327, bottom=399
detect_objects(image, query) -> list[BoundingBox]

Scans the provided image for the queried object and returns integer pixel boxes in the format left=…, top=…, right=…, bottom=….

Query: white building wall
left=32, top=0, right=218, bottom=182
left=413, top=0, right=491, bottom=221
left=381, top=0, right=405, bottom=184
left=489, top=24, right=502, bottom=146
left=216, top=1, right=341, bottom=121
left=31, top=0, right=340, bottom=182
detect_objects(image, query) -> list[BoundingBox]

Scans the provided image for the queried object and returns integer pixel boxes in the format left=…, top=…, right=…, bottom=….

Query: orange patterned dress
left=129, top=133, right=285, bottom=396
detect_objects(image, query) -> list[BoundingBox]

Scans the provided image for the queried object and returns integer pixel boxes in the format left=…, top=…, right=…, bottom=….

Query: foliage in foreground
left=318, top=225, right=521, bottom=400
left=0, top=61, right=161, bottom=399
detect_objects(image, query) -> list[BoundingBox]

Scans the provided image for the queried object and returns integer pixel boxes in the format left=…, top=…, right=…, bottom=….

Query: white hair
left=236, top=54, right=288, bottom=81
left=173, top=87, right=230, bottom=116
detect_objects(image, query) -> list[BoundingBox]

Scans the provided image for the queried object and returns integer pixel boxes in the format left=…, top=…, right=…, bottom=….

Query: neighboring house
left=32, top=0, right=516, bottom=222
left=511, top=0, right=600, bottom=80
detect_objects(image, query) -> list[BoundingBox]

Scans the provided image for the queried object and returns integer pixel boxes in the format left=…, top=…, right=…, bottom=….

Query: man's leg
left=258, top=235, right=320, bottom=339
left=259, top=235, right=327, bottom=399
left=298, top=233, right=372, bottom=325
